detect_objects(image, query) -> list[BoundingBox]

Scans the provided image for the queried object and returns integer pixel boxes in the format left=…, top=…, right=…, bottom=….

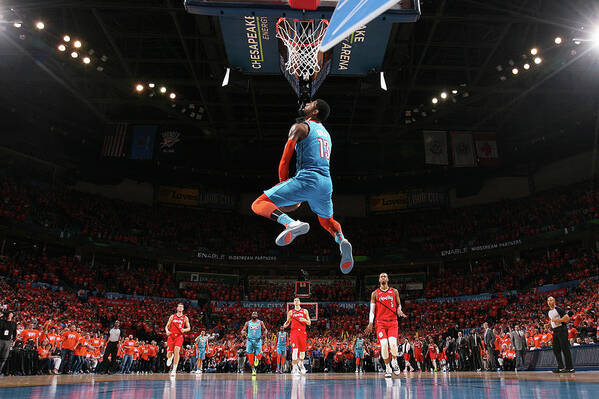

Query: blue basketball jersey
left=277, top=332, right=287, bottom=348
left=355, top=338, right=364, bottom=351
left=197, top=336, right=207, bottom=349
left=295, top=120, right=331, bottom=177
left=248, top=320, right=261, bottom=340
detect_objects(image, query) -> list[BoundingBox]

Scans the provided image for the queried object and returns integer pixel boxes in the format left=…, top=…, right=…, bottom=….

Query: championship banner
left=423, top=130, right=448, bottom=165
left=158, top=186, right=199, bottom=207
left=474, top=132, right=499, bottom=166
left=451, top=132, right=476, bottom=167
left=129, top=125, right=157, bottom=160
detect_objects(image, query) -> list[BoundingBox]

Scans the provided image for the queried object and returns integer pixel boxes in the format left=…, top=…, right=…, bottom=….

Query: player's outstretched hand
left=398, top=310, right=407, bottom=318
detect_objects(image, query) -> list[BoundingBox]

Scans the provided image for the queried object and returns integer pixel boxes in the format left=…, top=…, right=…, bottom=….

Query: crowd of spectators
left=4, top=177, right=599, bottom=257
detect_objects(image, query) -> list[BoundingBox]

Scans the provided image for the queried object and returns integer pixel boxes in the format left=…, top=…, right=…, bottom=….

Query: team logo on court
left=160, top=131, right=181, bottom=153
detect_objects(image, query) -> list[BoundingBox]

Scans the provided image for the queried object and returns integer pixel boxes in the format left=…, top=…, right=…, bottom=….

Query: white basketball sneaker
left=385, top=364, right=392, bottom=378
left=170, top=369, right=176, bottom=376
left=292, top=365, right=300, bottom=375
left=300, top=364, right=307, bottom=375
left=275, top=221, right=310, bottom=246
left=339, top=239, right=354, bottom=274
left=391, top=358, right=401, bottom=375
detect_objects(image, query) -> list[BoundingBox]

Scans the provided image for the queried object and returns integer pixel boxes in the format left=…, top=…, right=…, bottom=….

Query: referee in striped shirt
left=547, top=296, right=574, bottom=373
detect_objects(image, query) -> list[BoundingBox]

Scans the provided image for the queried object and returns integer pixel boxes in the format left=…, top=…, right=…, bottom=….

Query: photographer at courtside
left=547, top=296, right=574, bottom=373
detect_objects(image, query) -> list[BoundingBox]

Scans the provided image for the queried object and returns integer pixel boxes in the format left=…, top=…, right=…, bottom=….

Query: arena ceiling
left=1, top=0, right=598, bottom=184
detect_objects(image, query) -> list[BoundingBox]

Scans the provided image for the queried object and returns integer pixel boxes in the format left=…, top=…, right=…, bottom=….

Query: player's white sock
left=166, top=356, right=173, bottom=367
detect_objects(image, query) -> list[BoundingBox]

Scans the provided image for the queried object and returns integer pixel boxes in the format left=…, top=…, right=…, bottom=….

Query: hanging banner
left=474, top=132, right=499, bottom=166
left=129, top=125, right=157, bottom=160
left=423, top=130, right=448, bottom=165
left=451, top=132, right=476, bottom=167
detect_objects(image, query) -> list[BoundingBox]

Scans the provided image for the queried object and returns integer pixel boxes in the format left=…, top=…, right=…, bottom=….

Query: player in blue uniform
left=353, top=333, right=365, bottom=373
left=251, top=99, right=354, bottom=274
left=194, top=330, right=216, bottom=374
left=276, top=326, right=288, bottom=373
left=241, top=312, right=268, bottom=375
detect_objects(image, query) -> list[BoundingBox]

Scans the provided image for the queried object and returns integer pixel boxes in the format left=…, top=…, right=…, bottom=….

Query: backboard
left=184, top=0, right=420, bottom=100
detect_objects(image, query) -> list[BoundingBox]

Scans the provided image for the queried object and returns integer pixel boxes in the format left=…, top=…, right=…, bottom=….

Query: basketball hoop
left=276, top=18, right=329, bottom=81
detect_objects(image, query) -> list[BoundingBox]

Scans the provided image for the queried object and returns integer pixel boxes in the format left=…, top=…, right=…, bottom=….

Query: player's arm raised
left=278, top=123, right=309, bottom=182
left=364, top=291, right=376, bottom=335
left=394, top=288, right=407, bottom=318
left=165, top=315, right=173, bottom=336
left=283, top=310, right=293, bottom=329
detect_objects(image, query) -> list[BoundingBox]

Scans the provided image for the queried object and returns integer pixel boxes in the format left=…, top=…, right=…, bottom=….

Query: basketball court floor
left=1, top=372, right=598, bottom=398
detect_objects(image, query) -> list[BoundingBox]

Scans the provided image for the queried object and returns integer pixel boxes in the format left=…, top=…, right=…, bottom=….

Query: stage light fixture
left=35, top=21, right=45, bottom=30
left=63, top=35, right=70, bottom=42
left=169, top=93, right=176, bottom=100
left=160, top=87, right=167, bottom=94
left=74, top=40, right=82, bottom=48
left=534, top=57, right=542, bottom=64
left=554, top=37, right=562, bottom=44
left=13, top=22, right=22, bottom=28
left=451, top=90, right=458, bottom=94
left=58, top=44, right=66, bottom=52
left=71, top=51, right=78, bottom=58
left=512, top=68, right=519, bottom=75
left=432, top=97, right=438, bottom=104
left=135, top=84, right=144, bottom=92
left=83, top=57, right=91, bottom=64
left=523, top=63, right=530, bottom=70
left=440, top=92, right=447, bottom=99
left=530, top=48, right=538, bottom=55
left=148, top=83, right=155, bottom=88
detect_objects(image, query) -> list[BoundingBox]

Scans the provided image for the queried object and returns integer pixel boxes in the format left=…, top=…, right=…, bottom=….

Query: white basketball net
left=276, top=18, right=329, bottom=80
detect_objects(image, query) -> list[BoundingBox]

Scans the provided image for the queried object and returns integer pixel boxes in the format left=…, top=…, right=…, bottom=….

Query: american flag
left=101, top=123, right=128, bottom=157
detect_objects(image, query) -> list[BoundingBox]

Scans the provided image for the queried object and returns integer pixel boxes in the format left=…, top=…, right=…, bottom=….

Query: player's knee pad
left=380, top=338, right=389, bottom=359
left=292, top=349, right=299, bottom=361
left=388, top=337, right=398, bottom=357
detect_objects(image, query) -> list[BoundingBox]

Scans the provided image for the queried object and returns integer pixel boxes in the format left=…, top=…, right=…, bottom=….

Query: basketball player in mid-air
left=241, top=312, right=268, bottom=375
left=165, top=303, right=191, bottom=376
left=365, top=273, right=407, bottom=377
left=283, top=298, right=311, bottom=375
left=251, top=99, right=354, bottom=274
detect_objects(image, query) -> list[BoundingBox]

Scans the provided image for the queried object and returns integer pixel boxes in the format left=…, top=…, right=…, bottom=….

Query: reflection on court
left=0, top=372, right=597, bottom=399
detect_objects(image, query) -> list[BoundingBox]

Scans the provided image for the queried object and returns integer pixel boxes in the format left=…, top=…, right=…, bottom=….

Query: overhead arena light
left=160, top=86, right=167, bottom=94
left=512, top=67, right=519, bottom=75
left=74, top=40, right=82, bottom=48
left=63, top=35, right=71, bottom=42
left=451, top=89, right=458, bottom=94
left=523, top=63, right=530, bottom=70
left=440, top=92, right=447, bottom=99
left=222, top=67, right=231, bottom=87
left=530, top=47, right=538, bottom=55
left=35, top=21, right=45, bottom=30
left=169, top=93, right=176, bottom=100
left=58, top=44, right=66, bottom=52
left=83, top=57, right=91, bottom=64
left=135, top=84, right=144, bottom=92
left=432, top=97, right=438, bottom=104
left=13, top=21, right=22, bottom=28
left=148, top=83, right=155, bottom=88
left=534, top=57, right=542, bottom=64
left=554, top=37, right=562, bottom=45
left=379, top=71, right=388, bottom=91
left=70, top=51, right=78, bottom=58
